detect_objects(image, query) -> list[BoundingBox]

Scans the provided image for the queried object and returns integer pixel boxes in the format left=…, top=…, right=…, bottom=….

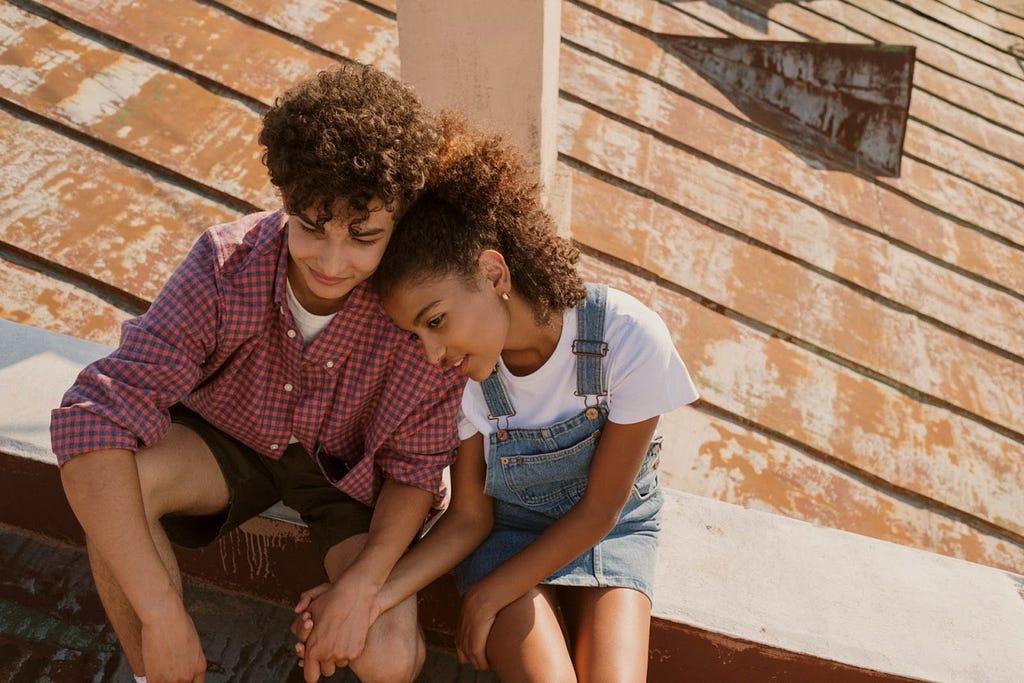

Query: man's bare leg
left=83, top=424, right=230, bottom=674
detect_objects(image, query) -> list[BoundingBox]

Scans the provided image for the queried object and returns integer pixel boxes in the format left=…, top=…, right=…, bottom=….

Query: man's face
left=286, top=198, right=396, bottom=315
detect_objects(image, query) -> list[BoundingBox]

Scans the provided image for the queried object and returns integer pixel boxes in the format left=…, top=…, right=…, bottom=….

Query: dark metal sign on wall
left=659, top=36, right=916, bottom=177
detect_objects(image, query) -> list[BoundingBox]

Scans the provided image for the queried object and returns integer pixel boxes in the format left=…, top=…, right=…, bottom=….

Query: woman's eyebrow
left=413, top=301, right=442, bottom=326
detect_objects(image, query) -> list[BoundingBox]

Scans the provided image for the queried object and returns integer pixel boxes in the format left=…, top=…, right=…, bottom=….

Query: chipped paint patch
left=53, top=57, right=158, bottom=127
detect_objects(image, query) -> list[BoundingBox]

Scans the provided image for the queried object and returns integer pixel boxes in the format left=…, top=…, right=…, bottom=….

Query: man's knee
left=351, top=626, right=426, bottom=683
left=136, top=424, right=228, bottom=519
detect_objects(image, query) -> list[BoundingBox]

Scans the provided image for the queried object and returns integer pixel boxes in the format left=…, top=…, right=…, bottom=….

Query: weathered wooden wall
left=1, top=0, right=1021, bottom=574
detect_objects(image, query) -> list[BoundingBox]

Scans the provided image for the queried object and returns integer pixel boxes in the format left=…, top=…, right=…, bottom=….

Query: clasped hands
left=291, top=575, right=380, bottom=682
left=291, top=576, right=505, bottom=678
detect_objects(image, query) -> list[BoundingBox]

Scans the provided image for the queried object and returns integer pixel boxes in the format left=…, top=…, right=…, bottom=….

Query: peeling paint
left=53, top=57, right=157, bottom=127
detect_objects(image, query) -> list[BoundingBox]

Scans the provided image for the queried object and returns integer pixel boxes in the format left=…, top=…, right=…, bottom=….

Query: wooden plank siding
left=0, top=0, right=1021, bottom=584
left=558, top=0, right=1023, bottom=572
left=0, top=110, right=241, bottom=305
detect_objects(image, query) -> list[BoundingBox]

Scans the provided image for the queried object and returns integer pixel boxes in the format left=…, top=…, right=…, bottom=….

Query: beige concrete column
left=396, top=0, right=570, bottom=231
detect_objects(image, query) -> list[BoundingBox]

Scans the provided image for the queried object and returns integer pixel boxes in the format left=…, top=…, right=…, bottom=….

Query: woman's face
left=383, top=269, right=510, bottom=382
left=286, top=199, right=395, bottom=315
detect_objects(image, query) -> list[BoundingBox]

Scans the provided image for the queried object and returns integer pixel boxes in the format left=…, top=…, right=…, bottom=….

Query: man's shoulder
left=203, top=210, right=286, bottom=272
left=341, top=292, right=462, bottom=391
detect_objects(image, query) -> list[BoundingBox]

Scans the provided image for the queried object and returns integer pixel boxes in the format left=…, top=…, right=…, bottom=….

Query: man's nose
left=318, top=242, right=347, bottom=276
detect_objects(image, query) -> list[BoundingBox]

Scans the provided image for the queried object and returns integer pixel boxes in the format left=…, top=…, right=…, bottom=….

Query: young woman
left=296, top=129, right=698, bottom=681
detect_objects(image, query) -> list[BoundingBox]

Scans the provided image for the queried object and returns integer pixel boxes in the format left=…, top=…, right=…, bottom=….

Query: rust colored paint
left=901, top=118, right=1024, bottom=202
left=845, top=0, right=1022, bottom=77
left=565, top=1, right=1024, bottom=244
left=559, top=101, right=1024, bottom=359
left=658, top=405, right=1024, bottom=572
left=216, top=0, right=400, bottom=76
left=559, top=45, right=1024, bottom=295
left=907, top=87, right=1024, bottom=178
left=0, top=260, right=132, bottom=346
left=577, top=254, right=1024, bottom=551
left=0, top=4, right=276, bottom=208
left=44, top=0, right=340, bottom=104
left=570, top=169, right=1024, bottom=436
left=0, top=112, right=241, bottom=301
left=656, top=36, right=915, bottom=176
left=647, top=619, right=922, bottom=683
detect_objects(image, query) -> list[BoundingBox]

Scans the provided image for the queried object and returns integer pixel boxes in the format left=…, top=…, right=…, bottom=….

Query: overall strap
left=480, top=371, right=516, bottom=420
left=573, top=283, right=609, bottom=398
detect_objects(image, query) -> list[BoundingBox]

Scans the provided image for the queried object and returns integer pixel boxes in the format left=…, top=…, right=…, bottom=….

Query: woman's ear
left=477, top=249, right=511, bottom=295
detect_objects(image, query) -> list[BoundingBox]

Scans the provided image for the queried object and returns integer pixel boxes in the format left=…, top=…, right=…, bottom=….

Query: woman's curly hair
left=259, top=61, right=441, bottom=227
left=373, top=118, right=585, bottom=323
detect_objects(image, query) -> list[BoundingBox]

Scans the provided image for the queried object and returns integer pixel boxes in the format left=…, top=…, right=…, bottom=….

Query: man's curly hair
left=373, top=119, right=585, bottom=323
left=259, top=61, right=441, bottom=227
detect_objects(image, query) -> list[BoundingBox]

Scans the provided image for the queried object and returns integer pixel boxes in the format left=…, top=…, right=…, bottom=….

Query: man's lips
left=308, top=267, right=347, bottom=286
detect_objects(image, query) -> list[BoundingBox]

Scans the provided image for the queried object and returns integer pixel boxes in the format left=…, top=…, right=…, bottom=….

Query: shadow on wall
left=664, top=0, right=815, bottom=35
left=1010, top=42, right=1024, bottom=76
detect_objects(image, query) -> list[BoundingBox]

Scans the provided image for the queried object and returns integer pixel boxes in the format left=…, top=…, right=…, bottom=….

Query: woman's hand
left=456, top=584, right=500, bottom=671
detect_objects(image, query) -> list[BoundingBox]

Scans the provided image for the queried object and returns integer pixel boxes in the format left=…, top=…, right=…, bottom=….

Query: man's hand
left=140, top=599, right=206, bottom=683
left=300, top=574, right=382, bottom=682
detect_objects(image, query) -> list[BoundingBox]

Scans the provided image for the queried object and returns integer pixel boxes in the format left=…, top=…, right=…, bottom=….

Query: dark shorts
left=159, top=405, right=372, bottom=562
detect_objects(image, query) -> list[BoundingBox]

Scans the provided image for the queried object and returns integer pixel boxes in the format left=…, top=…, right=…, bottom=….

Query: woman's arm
left=375, top=433, right=493, bottom=613
left=458, top=415, right=660, bottom=668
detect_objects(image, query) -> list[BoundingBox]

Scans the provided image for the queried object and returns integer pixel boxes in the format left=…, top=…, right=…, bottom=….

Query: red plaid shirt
left=50, top=211, right=464, bottom=506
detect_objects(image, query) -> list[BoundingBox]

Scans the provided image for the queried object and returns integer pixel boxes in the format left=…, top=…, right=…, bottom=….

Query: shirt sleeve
left=605, top=296, right=699, bottom=425
left=457, top=406, right=480, bottom=441
left=49, top=231, right=222, bottom=464
left=375, top=372, right=464, bottom=497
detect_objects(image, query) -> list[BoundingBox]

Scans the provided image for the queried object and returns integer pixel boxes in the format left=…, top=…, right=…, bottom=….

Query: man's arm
left=300, top=478, right=434, bottom=682
left=61, top=449, right=206, bottom=682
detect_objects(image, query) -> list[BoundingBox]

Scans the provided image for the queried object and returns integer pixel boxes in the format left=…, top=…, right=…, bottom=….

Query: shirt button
left=287, top=329, right=297, bottom=338
left=270, top=443, right=279, bottom=450
left=325, top=361, right=334, bottom=368
left=284, top=383, right=293, bottom=392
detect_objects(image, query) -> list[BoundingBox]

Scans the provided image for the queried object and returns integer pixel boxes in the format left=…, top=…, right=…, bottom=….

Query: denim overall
left=455, top=284, right=664, bottom=600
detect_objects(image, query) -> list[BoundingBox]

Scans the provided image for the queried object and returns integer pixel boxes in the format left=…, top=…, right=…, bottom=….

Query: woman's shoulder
left=593, top=286, right=666, bottom=333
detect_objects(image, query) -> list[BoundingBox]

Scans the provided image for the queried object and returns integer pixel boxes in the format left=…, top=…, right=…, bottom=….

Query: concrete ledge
left=3, top=319, right=1023, bottom=682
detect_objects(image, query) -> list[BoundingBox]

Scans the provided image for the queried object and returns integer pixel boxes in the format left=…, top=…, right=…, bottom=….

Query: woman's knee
left=487, top=587, right=577, bottom=683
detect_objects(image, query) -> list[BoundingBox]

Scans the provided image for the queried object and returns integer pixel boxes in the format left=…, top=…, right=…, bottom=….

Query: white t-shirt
left=458, top=287, right=699, bottom=457
left=286, top=278, right=336, bottom=348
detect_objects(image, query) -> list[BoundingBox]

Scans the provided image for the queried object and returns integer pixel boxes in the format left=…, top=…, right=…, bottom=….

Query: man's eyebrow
left=293, top=211, right=322, bottom=230
left=413, top=300, right=442, bottom=326
left=350, top=225, right=387, bottom=237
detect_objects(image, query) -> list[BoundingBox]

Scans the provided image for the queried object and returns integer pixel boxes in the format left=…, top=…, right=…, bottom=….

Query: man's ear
left=478, top=249, right=511, bottom=294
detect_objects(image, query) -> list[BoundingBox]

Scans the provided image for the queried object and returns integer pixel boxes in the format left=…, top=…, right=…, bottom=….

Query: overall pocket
left=498, top=430, right=599, bottom=518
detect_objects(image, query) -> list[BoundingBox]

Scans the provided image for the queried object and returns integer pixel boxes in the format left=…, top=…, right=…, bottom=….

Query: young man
left=50, top=63, right=464, bottom=683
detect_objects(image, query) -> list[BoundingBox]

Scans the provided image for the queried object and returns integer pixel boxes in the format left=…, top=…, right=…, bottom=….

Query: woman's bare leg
left=559, top=586, right=651, bottom=683
left=485, top=585, right=577, bottom=683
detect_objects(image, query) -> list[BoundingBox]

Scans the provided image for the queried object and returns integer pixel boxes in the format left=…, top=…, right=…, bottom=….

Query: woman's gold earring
left=501, top=292, right=510, bottom=301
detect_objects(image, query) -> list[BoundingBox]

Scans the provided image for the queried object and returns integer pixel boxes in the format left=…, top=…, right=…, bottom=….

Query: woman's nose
left=423, top=339, right=445, bottom=366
